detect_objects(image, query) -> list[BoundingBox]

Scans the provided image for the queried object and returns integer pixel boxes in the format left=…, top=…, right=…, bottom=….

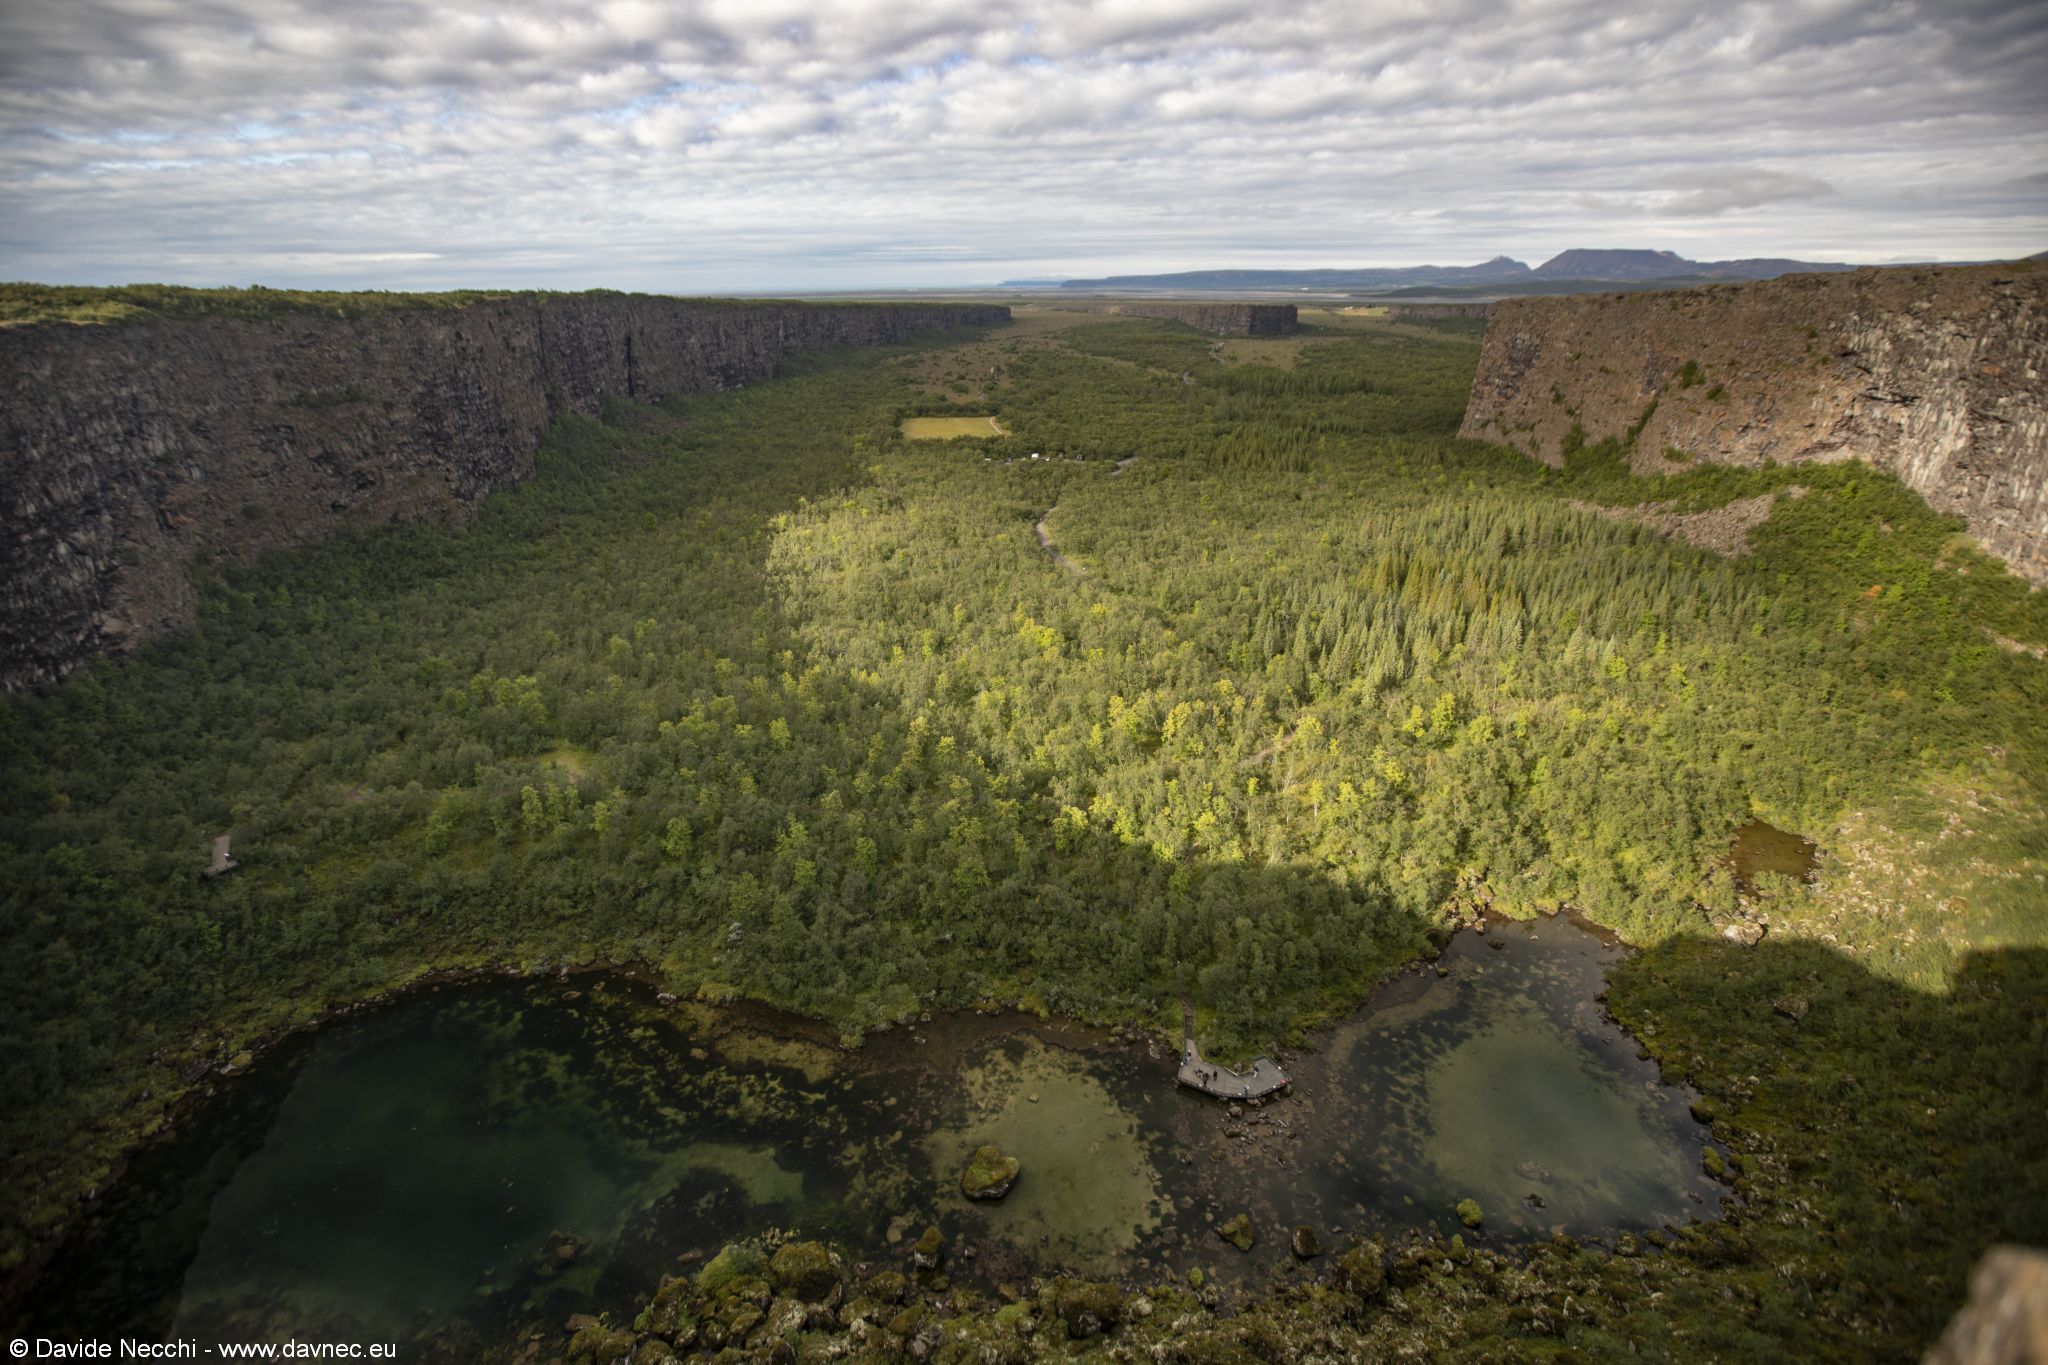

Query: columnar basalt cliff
left=1120, top=302, right=1299, bottom=336
left=0, top=296, right=1006, bottom=689
left=1460, top=262, right=2047, bottom=584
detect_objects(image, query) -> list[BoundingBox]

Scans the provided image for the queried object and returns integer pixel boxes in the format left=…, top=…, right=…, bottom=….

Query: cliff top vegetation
left=0, top=283, right=967, bottom=328
left=0, top=282, right=518, bottom=327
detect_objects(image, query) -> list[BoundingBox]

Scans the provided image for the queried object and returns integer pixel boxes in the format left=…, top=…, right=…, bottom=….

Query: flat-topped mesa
left=1120, top=302, right=1298, bottom=337
left=0, top=295, right=1007, bottom=690
left=1459, top=260, right=2048, bottom=586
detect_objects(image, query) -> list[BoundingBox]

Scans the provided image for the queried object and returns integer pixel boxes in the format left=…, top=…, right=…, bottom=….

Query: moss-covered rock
left=634, top=1275, right=696, bottom=1340
left=1457, top=1198, right=1484, bottom=1228
left=1218, top=1213, right=1255, bottom=1251
left=764, top=1296, right=808, bottom=1340
left=961, top=1143, right=1022, bottom=1200
left=863, top=1269, right=908, bottom=1304
left=1052, top=1279, right=1124, bottom=1339
left=770, top=1240, right=841, bottom=1301
left=1337, top=1239, right=1386, bottom=1300
left=696, top=1240, right=768, bottom=1297
left=1702, top=1146, right=1728, bottom=1181
left=724, top=1303, right=764, bottom=1343
left=566, top=1321, right=638, bottom=1364
left=1290, top=1224, right=1323, bottom=1259
left=911, top=1224, right=945, bottom=1270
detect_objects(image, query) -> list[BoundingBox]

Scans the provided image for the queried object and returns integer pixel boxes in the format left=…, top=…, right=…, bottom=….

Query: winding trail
left=1033, top=512, right=1084, bottom=575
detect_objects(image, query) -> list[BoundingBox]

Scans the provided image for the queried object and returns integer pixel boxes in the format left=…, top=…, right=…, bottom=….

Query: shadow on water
left=24, top=913, right=1730, bottom=1349
left=19, top=928, right=2048, bottom=1359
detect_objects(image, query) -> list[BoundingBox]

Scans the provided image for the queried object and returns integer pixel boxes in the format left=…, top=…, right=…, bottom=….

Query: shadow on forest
left=13, top=845, right=2043, bottom=1362
left=1587, top=930, right=2046, bottom=1354
left=3, top=353, right=2043, bottom=1361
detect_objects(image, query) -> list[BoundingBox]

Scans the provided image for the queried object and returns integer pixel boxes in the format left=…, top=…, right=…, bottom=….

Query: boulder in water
left=769, top=1240, right=840, bottom=1301
left=1337, top=1240, right=1386, bottom=1300
left=960, top=1144, right=1021, bottom=1201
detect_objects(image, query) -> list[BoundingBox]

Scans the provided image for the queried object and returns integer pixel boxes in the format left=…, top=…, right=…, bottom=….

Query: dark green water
left=24, top=916, right=1723, bottom=1350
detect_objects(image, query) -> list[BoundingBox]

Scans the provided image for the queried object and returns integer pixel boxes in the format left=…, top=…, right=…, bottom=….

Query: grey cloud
left=1662, top=169, right=1839, bottom=217
left=0, top=0, right=2044, bottom=288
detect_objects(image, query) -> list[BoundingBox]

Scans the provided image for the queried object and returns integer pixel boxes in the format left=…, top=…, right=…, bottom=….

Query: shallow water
left=1731, top=819, right=1819, bottom=890
left=1295, top=916, right=1711, bottom=1240
left=26, top=915, right=1724, bottom=1348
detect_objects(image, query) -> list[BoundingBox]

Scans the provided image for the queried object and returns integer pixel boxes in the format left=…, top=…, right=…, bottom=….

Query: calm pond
left=26, top=914, right=1724, bottom=1349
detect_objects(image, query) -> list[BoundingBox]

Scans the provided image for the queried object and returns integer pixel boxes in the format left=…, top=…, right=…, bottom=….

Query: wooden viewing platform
left=1176, top=996, right=1289, bottom=1102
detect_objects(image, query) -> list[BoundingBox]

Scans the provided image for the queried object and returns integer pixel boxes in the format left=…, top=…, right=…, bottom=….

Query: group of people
left=1183, top=1050, right=1254, bottom=1097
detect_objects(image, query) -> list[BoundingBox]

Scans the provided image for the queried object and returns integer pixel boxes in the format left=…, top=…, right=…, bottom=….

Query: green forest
left=3, top=307, right=2044, bottom=1355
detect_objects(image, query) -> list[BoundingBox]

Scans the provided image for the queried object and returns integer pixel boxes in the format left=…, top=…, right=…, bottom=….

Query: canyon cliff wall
left=1120, top=303, right=1299, bottom=336
left=0, top=296, right=1006, bottom=690
left=1459, top=262, right=2047, bottom=584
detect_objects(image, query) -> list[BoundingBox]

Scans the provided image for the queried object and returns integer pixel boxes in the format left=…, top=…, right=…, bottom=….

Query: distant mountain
left=1057, top=256, right=1534, bottom=291
left=1532, top=248, right=1858, bottom=281
left=1058, top=249, right=1865, bottom=293
left=997, top=278, right=1070, bottom=287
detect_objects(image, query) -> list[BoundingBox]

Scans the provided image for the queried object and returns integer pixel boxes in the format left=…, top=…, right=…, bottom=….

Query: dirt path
left=1034, top=513, right=1083, bottom=575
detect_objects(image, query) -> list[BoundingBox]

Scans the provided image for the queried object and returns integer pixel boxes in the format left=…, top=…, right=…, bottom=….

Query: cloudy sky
left=2, top=0, right=2044, bottom=291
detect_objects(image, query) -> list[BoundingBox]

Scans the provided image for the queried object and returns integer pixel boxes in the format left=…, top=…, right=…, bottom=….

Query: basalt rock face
left=1120, top=303, right=1298, bottom=336
left=0, top=296, right=1006, bottom=689
left=1459, top=262, right=2048, bottom=585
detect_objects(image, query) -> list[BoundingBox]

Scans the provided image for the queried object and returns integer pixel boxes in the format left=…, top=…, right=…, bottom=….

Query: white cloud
left=0, top=0, right=2042, bottom=289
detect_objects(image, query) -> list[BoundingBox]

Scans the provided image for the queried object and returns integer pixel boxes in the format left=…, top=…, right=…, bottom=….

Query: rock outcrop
left=959, top=1143, right=1021, bottom=1201
left=1119, top=303, right=1298, bottom=336
left=1, top=295, right=1006, bottom=689
left=1924, top=1246, right=2048, bottom=1365
left=1459, top=262, right=2048, bottom=585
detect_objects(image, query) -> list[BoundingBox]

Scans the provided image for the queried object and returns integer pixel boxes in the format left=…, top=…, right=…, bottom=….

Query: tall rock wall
left=1, top=296, right=1006, bottom=690
left=1120, top=303, right=1298, bottom=336
left=1459, top=262, right=2047, bottom=584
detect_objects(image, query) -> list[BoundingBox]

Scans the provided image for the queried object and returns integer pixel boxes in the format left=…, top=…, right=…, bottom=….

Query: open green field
left=3, top=311, right=2043, bottom=1356
left=900, top=414, right=1008, bottom=438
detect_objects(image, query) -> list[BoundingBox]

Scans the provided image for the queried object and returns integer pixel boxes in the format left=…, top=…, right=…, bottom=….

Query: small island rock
left=960, top=1144, right=1021, bottom=1201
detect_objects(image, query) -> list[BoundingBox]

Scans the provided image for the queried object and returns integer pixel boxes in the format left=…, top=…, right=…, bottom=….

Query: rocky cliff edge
left=1459, top=261, right=2046, bottom=585
left=0, top=295, right=1006, bottom=690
